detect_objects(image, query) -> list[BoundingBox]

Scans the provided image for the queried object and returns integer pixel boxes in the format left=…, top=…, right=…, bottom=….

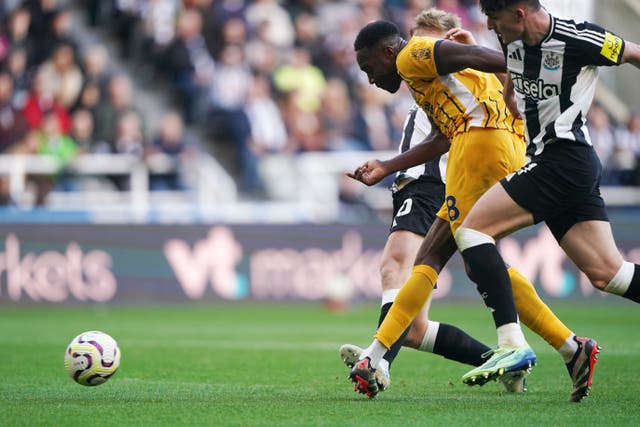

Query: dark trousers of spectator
left=209, top=107, right=265, bottom=195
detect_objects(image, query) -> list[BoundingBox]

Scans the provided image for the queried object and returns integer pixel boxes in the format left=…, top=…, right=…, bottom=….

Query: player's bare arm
left=622, top=40, right=640, bottom=68
left=435, top=40, right=506, bottom=75
left=502, top=73, right=521, bottom=119
left=347, top=128, right=450, bottom=186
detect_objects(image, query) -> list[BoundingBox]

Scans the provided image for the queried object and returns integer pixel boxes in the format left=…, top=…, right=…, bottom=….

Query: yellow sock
left=508, top=267, right=572, bottom=349
left=375, top=265, right=438, bottom=348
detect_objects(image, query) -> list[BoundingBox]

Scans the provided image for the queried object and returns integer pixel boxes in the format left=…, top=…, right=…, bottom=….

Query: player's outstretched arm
left=347, top=128, right=450, bottom=186
left=435, top=40, right=506, bottom=75
left=622, top=40, right=640, bottom=68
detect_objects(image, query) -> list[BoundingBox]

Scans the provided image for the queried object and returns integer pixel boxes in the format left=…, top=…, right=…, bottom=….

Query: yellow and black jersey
left=396, top=36, right=521, bottom=141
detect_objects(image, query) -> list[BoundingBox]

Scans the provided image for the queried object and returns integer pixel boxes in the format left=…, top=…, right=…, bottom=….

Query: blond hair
left=412, top=8, right=461, bottom=34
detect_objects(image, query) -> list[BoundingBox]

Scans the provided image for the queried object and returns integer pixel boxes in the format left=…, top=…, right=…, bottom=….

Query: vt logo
left=164, top=227, right=246, bottom=299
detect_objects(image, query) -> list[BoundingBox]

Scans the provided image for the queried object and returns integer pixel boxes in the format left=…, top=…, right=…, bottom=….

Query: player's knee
left=582, top=262, right=624, bottom=290
left=586, top=271, right=616, bottom=290
left=379, top=259, right=406, bottom=291
left=454, top=227, right=495, bottom=252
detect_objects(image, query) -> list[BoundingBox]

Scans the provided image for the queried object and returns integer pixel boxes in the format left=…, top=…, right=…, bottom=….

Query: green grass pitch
left=1, top=301, right=639, bottom=426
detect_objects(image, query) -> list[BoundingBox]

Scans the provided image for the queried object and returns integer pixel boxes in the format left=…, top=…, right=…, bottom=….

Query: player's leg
left=457, top=141, right=604, bottom=400
left=445, top=129, right=535, bottom=384
left=455, top=187, right=538, bottom=384
left=560, top=220, right=640, bottom=303
left=377, top=226, right=494, bottom=367
left=372, top=217, right=457, bottom=353
left=508, top=266, right=600, bottom=401
left=344, top=229, right=423, bottom=391
left=349, top=217, right=458, bottom=397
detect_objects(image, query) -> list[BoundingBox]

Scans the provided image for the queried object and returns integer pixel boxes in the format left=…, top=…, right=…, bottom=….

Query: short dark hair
left=479, top=0, right=541, bottom=14
left=354, top=20, right=400, bottom=51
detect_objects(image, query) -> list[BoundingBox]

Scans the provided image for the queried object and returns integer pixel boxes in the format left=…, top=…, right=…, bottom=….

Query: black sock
left=432, top=323, right=492, bottom=366
left=460, top=243, right=518, bottom=327
left=378, top=302, right=409, bottom=369
left=623, top=264, right=640, bottom=303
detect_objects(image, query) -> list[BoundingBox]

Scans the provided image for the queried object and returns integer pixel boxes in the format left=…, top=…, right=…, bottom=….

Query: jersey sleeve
left=397, top=37, right=439, bottom=81
left=573, top=21, right=625, bottom=66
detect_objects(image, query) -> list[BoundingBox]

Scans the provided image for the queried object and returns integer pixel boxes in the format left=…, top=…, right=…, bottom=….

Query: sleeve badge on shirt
left=600, top=32, right=623, bottom=63
left=411, top=47, right=431, bottom=60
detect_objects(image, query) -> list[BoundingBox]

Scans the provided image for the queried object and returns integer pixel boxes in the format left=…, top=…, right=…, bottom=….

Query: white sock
left=360, top=339, right=388, bottom=369
left=418, top=320, right=440, bottom=353
left=381, top=289, right=399, bottom=306
left=604, top=261, right=635, bottom=296
left=557, top=334, right=578, bottom=363
left=497, top=322, right=528, bottom=348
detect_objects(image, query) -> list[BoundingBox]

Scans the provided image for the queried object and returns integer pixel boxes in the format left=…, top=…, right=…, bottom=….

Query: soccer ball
left=64, top=331, right=121, bottom=386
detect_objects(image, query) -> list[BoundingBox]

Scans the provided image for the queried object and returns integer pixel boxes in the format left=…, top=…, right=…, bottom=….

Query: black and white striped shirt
left=394, top=105, right=447, bottom=189
left=505, top=15, right=625, bottom=156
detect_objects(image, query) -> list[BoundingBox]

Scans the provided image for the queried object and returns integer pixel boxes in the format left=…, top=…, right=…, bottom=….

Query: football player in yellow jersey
left=346, top=15, right=599, bottom=402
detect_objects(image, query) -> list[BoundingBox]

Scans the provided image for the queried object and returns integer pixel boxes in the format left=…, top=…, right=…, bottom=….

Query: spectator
left=353, top=83, right=395, bottom=151
left=291, top=12, right=325, bottom=66
left=183, top=0, right=223, bottom=59
left=280, top=89, right=326, bottom=152
left=245, top=20, right=280, bottom=76
left=1, top=6, right=36, bottom=66
left=82, top=45, right=111, bottom=95
left=33, top=111, right=79, bottom=204
left=137, top=0, right=179, bottom=75
left=217, top=16, right=248, bottom=57
left=113, top=110, right=145, bottom=157
left=245, top=0, right=295, bottom=50
left=94, top=74, right=143, bottom=148
left=614, top=112, right=640, bottom=185
left=36, top=42, right=83, bottom=108
left=0, top=70, right=29, bottom=151
left=273, top=47, right=326, bottom=114
left=21, top=70, right=71, bottom=133
left=69, top=108, right=96, bottom=154
left=33, top=5, right=80, bottom=66
left=148, top=111, right=194, bottom=191
left=71, top=81, right=103, bottom=143
left=111, top=110, right=146, bottom=191
left=587, top=104, right=616, bottom=183
left=245, top=73, right=288, bottom=155
left=241, top=73, right=288, bottom=193
left=209, top=43, right=252, bottom=131
left=4, top=46, right=31, bottom=107
left=320, top=77, right=368, bottom=151
left=163, top=9, right=215, bottom=123
left=111, top=0, right=144, bottom=58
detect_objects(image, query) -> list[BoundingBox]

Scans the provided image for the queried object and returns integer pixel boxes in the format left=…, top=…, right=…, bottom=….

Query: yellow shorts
left=436, top=127, right=527, bottom=232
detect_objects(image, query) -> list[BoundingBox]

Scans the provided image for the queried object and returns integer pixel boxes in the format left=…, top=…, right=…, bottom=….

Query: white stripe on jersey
left=529, top=40, right=566, bottom=150
left=553, top=28, right=603, bottom=48
left=554, top=21, right=605, bottom=47
left=396, top=105, right=447, bottom=183
left=437, top=74, right=485, bottom=129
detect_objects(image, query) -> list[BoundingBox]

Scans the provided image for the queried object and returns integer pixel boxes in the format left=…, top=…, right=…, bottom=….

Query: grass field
left=1, top=301, right=639, bottom=426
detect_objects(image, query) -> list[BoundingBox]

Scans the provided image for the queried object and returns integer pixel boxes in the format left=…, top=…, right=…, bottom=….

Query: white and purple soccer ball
left=64, top=331, right=120, bottom=386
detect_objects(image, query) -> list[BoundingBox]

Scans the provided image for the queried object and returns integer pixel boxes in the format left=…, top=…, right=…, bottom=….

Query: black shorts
left=500, top=140, right=609, bottom=241
left=390, top=178, right=445, bottom=235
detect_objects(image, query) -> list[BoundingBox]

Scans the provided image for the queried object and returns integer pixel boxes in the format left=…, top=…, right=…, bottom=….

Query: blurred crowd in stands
left=1, top=0, right=640, bottom=206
